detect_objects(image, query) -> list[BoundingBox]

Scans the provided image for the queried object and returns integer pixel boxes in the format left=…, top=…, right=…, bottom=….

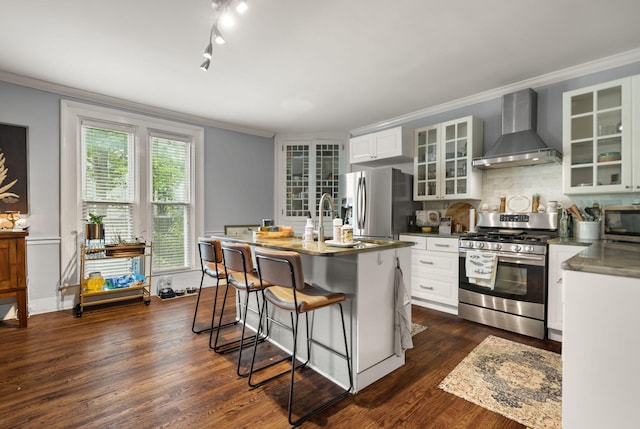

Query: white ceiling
left=1, top=0, right=640, bottom=137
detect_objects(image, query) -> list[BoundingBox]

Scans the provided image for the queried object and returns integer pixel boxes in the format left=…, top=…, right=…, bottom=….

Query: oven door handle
left=460, top=249, right=546, bottom=266
left=497, top=254, right=545, bottom=266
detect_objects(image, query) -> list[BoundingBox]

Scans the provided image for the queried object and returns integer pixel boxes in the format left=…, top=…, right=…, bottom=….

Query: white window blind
left=81, top=125, right=135, bottom=277
left=151, top=135, right=191, bottom=270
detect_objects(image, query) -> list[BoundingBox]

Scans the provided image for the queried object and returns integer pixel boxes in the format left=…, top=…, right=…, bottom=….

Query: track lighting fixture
left=198, top=0, right=248, bottom=70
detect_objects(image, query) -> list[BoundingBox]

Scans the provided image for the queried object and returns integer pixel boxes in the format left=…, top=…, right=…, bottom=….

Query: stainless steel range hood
left=473, top=88, right=561, bottom=169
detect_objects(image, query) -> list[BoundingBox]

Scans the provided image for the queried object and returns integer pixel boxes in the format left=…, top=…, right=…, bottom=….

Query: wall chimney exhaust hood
left=473, top=88, right=561, bottom=169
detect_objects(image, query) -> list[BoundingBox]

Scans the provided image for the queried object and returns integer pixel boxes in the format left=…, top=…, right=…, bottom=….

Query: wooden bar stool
left=250, top=248, right=352, bottom=427
left=192, top=239, right=238, bottom=334
left=210, top=242, right=269, bottom=377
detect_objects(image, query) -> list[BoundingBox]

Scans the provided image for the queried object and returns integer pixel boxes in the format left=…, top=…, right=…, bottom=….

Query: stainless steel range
left=458, top=212, right=558, bottom=339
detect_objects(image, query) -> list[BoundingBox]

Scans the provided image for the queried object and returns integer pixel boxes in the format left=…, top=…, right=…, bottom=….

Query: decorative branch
left=0, top=152, right=18, bottom=200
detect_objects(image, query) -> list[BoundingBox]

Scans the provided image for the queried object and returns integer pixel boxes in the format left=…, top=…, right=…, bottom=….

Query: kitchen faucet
left=317, top=193, right=334, bottom=243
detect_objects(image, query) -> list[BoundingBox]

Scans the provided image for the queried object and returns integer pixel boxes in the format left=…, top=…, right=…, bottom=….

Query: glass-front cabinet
left=414, top=116, right=482, bottom=200
left=414, top=124, right=439, bottom=198
left=563, top=77, right=634, bottom=194
left=278, top=138, right=343, bottom=227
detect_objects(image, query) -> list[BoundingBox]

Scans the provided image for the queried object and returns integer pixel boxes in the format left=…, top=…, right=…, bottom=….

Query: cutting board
left=445, top=202, right=475, bottom=232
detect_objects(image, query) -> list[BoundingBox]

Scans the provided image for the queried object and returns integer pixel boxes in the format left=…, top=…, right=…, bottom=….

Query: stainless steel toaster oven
left=602, top=205, right=640, bottom=243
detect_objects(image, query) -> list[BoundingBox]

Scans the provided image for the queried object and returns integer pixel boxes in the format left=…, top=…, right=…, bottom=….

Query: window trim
left=60, top=100, right=204, bottom=287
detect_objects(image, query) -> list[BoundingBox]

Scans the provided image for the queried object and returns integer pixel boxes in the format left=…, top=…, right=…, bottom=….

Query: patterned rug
left=438, top=335, right=561, bottom=429
left=411, top=323, right=427, bottom=336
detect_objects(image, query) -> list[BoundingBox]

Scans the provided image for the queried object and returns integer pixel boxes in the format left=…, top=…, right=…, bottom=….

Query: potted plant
left=85, top=213, right=105, bottom=240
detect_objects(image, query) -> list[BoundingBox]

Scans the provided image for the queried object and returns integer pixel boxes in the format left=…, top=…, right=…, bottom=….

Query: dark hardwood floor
left=0, top=286, right=561, bottom=428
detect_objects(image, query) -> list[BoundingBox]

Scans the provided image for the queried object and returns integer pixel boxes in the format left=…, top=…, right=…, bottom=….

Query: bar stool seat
left=211, top=242, right=270, bottom=378
left=192, top=239, right=236, bottom=334
left=250, top=248, right=352, bottom=427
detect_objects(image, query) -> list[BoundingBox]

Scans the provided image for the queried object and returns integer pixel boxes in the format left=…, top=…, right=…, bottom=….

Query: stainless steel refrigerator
left=341, top=167, right=419, bottom=239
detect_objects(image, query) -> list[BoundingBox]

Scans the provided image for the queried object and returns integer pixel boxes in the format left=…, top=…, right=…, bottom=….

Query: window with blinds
left=151, top=136, right=191, bottom=270
left=80, top=126, right=194, bottom=274
left=82, top=125, right=135, bottom=277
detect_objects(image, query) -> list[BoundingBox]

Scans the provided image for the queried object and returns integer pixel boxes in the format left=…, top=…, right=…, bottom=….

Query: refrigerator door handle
left=356, top=177, right=362, bottom=229
left=360, top=176, right=367, bottom=230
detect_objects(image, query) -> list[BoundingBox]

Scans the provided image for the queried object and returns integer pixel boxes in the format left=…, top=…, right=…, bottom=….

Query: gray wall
left=0, top=79, right=274, bottom=317
left=204, top=127, right=274, bottom=233
left=400, top=61, right=640, bottom=157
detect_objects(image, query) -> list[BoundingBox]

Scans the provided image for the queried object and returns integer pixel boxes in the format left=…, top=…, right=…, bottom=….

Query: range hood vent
left=473, top=88, right=561, bottom=169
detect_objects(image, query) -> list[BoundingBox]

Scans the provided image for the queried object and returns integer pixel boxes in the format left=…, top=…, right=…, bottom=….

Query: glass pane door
left=284, top=141, right=341, bottom=218
left=314, top=143, right=340, bottom=217
left=443, top=120, right=468, bottom=196
left=285, top=144, right=310, bottom=217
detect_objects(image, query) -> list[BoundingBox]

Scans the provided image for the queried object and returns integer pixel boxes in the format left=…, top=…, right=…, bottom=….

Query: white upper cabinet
left=563, top=76, right=640, bottom=194
left=414, top=115, right=483, bottom=200
left=349, top=126, right=413, bottom=165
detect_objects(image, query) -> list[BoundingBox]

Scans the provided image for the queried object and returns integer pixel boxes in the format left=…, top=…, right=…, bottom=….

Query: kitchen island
left=208, top=234, right=413, bottom=393
left=562, top=241, right=640, bottom=429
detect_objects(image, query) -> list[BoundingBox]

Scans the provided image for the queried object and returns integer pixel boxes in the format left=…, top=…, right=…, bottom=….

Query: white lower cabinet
left=547, top=242, right=590, bottom=340
left=400, top=234, right=459, bottom=314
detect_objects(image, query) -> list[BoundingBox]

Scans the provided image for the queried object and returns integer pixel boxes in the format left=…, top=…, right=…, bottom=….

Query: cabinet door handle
left=419, top=260, right=434, bottom=265
left=419, top=285, right=434, bottom=290
left=434, top=243, right=450, bottom=248
left=556, top=277, right=563, bottom=284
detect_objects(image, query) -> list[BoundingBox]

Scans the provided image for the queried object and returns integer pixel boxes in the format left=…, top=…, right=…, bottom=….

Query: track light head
left=203, top=42, right=213, bottom=59
left=236, top=0, right=248, bottom=14
left=200, top=59, right=210, bottom=71
left=213, top=26, right=225, bottom=44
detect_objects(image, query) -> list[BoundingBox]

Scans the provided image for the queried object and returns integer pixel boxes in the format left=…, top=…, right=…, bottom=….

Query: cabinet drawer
left=405, top=235, right=427, bottom=250
left=411, top=273, right=458, bottom=305
left=411, top=250, right=458, bottom=276
left=426, top=237, right=458, bottom=253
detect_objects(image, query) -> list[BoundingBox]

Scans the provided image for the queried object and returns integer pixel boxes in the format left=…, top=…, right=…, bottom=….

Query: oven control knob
left=465, top=241, right=475, bottom=248
left=512, top=244, right=522, bottom=252
left=493, top=243, right=502, bottom=250
left=475, top=242, right=484, bottom=249
left=525, top=245, right=534, bottom=253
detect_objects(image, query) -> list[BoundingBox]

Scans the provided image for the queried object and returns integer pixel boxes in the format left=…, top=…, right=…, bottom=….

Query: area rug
left=411, top=323, right=427, bottom=336
left=438, top=335, right=561, bottom=429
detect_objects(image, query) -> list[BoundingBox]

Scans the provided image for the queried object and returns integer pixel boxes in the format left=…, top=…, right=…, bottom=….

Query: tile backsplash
left=421, top=163, right=640, bottom=213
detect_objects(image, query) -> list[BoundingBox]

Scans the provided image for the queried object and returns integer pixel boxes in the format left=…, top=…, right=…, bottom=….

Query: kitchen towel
left=394, top=257, right=413, bottom=356
left=465, top=250, right=498, bottom=289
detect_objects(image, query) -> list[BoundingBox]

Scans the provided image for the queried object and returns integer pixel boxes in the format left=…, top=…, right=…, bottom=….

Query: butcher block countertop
left=206, top=234, right=413, bottom=256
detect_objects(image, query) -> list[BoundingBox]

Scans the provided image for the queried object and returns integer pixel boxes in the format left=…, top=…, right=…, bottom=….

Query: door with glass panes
left=279, top=139, right=342, bottom=229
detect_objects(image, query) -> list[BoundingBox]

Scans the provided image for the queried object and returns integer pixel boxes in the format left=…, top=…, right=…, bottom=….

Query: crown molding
left=350, top=48, right=640, bottom=137
left=0, top=69, right=276, bottom=139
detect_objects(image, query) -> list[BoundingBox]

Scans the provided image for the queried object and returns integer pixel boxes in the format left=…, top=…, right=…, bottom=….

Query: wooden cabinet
left=400, top=234, right=459, bottom=314
left=0, top=231, right=28, bottom=327
left=349, top=126, right=413, bottom=165
left=414, top=116, right=483, bottom=200
left=563, top=75, right=640, bottom=194
left=75, top=243, right=152, bottom=317
left=547, top=242, right=589, bottom=340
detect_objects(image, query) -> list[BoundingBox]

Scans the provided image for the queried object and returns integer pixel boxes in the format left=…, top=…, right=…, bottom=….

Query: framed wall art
left=0, top=123, right=29, bottom=214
